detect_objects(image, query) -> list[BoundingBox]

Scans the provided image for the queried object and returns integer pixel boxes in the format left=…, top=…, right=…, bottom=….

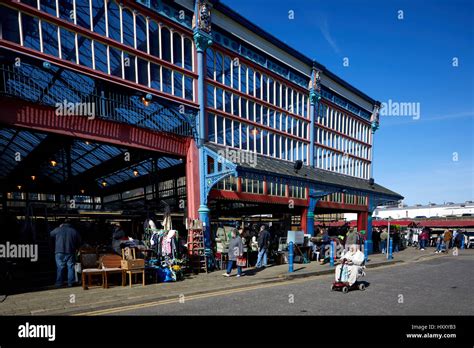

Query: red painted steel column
left=357, top=211, right=368, bottom=232
left=236, top=177, right=242, bottom=193
left=185, top=138, right=200, bottom=219
left=301, top=207, right=308, bottom=234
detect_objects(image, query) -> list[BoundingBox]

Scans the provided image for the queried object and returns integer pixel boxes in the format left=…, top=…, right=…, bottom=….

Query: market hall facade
left=0, top=0, right=402, bottom=269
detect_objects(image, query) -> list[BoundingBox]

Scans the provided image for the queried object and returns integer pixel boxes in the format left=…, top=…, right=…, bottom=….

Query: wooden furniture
left=122, top=268, right=146, bottom=287
left=121, top=247, right=145, bottom=287
left=80, top=248, right=103, bottom=290
left=187, top=226, right=208, bottom=273
left=100, top=254, right=123, bottom=289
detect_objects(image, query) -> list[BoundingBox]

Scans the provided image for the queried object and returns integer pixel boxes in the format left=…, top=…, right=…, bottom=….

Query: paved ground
left=0, top=247, right=470, bottom=315
left=105, top=253, right=474, bottom=316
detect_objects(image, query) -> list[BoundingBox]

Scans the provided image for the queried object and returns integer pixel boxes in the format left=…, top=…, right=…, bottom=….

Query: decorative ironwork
left=201, top=146, right=238, bottom=205
left=193, top=30, right=213, bottom=53
left=197, top=0, right=212, bottom=33
left=309, top=66, right=322, bottom=105
left=368, top=194, right=398, bottom=213
left=370, top=104, right=380, bottom=133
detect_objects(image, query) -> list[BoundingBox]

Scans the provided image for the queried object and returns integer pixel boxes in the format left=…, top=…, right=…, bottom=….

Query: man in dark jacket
left=256, top=225, right=271, bottom=268
left=50, top=221, right=81, bottom=287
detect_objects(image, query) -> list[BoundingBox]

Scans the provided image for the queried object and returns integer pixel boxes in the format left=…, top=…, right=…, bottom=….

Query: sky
left=222, top=0, right=474, bottom=205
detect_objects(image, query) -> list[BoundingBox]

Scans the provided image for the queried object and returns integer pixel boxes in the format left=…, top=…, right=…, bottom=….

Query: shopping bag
left=236, top=256, right=246, bottom=267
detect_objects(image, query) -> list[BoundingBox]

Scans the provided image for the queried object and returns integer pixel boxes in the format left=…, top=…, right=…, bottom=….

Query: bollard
left=288, top=241, right=294, bottom=273
left=329, top=241, right=335, bottom=267
left=364, top=240, right=368, bottom=263
left=388, top=238, right=393, bottom=260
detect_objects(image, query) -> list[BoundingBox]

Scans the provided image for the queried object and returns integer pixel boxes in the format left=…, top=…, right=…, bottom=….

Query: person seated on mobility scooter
left=331, top=246, right=366, bottom=293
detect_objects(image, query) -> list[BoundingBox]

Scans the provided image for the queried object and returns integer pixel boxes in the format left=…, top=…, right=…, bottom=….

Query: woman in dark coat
left=223, top=229, right=244, bottom=277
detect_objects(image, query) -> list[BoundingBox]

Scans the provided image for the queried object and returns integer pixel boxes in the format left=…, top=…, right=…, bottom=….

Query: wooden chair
left=80, top=249, right=103, bottom=290
left=100, top=254, right=123, bottom=289
left=121, top=249, right=145, bottom=287
left=122, top=268, right=146, bottom=287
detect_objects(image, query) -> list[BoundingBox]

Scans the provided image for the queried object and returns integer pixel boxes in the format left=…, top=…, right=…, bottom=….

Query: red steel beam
left=317, top=200, right=368, bottom=212
left=209, top=189, right=308, bottom=207
left=0, top=40, right=199, bottom=109
left=212, top=44, right=310, bottom=96
left=0, top=97, right=188, bottom=157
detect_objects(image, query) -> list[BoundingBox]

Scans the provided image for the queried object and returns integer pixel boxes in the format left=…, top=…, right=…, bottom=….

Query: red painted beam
left=1, top=0, right=196, bottom=78
left=317, top=200, right=368, bottom=212
left=205, top=106, right=310, bottom=144
left=315, top=122, right=372, bottom=148
left=0, top=40, right=199, bottom=109
left=314, top=142, right=371, bottom=163
left=0, top=98, right=187, bottom=157
left=212, top=44, right=310, bottom=96
left=206, top=79, right=310, bottom=123
left=320, top=99, right=371, bottom=126
left=209, top=189, right=308, bottom=206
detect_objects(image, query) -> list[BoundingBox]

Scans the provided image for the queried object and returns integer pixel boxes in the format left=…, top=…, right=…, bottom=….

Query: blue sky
left=222, top=0, right=474, bottom=205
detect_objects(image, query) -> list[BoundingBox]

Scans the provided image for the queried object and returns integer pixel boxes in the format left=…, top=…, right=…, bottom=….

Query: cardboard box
left=121, top=259, right=145, bottom=270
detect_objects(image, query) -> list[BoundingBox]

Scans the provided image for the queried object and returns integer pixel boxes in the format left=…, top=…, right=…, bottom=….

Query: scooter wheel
left=342, top=286, right=349, bottom=294
left=331, top=284, right=336, bottom=291
left=358, top=283, right=366, bottom=291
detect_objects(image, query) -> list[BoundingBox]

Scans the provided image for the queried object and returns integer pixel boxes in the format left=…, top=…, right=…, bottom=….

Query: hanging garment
left=143, top=219, right=158, bottom=248
left=162, top=213, right=172, bottom=231
left=151, top=232, right=164, bottom=257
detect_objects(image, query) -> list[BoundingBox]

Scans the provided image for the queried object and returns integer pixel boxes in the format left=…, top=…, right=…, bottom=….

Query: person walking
left=452, top=230, right=463, bottom=256
left=50, top=220, right=81, bottom=287
left=318, top=228, right=330, bottom=264
left=435, top=235, right=444, bottom=253
left=372, top=228, right=380, bottom=253
left=345, top=228, right=359, bottom=251
left=256, top=224, right=271, bottom=268
left=443, top=229, right=452, bottom=251
left=419, top=228, right=429, bottom=251
left=223, top=228, right=244, bottom=277
left=393, top=231, right=400, bottom=252
left=380, top=228, right=388, bottom=254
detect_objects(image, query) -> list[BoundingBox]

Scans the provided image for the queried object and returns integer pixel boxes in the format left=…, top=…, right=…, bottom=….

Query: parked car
left=465, top=232, right=474, bottom=248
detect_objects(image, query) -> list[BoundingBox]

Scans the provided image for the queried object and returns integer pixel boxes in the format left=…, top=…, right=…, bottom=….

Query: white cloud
left=317, top=16, right=341, bottom=55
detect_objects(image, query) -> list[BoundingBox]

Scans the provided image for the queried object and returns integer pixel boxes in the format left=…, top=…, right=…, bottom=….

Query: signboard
left=287, top=230, right=304, bottom=245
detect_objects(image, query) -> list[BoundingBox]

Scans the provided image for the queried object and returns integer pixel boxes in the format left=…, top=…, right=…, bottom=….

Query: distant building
left=373, top=201, right=474, bottom=219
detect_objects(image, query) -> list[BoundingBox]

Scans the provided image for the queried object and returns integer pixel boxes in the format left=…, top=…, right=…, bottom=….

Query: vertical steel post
left=329, top=241, right=335, bottom=267
left=288, top=241, right=294, bottom=273
left=388, top=238, right=393, bottom=260
left=364, top=240, right=368, bottom=263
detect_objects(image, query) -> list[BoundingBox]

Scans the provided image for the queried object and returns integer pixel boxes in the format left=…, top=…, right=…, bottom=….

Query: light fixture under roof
left=101, top=181, right=107, bottom=187
left=50, top=160, right=57, bottom=167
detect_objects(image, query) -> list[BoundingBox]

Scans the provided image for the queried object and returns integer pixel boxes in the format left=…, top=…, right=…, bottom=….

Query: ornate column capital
left=370, top=104, right=380, bottom=133
left=194, top=0, right=212, bottom=33
left=193, top=30, right=213, bottom=53
left=193, top=0, right=213, bottom=52
left=309, top=66, right=322, bottom=105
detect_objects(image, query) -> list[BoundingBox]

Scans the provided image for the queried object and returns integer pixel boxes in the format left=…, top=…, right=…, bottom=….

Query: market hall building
left=0, top=0, right=403, bottom=280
